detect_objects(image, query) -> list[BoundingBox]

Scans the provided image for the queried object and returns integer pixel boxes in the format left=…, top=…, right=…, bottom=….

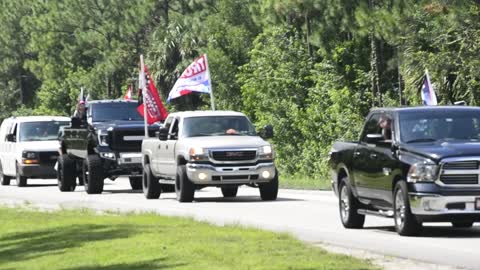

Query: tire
left=129, top=176, right=142, bottom=190
left=259, top=171, right=278, bottom=201
left=57, top=155, right=76, bottom=192
left=393, top=181, right=422, bottom=236
left=338, top=178, right=365, bottom=228
left=16, top=163, right=27, bottom=187
left=83, top=155, right=104, bottom=194
left=221, top=187, right=238, bottom=198
left=175, top=165, right=195, bottom=202
left=142, top=164, right=160, bottom=199
left=452, top=221, right=474, bottom=228
left=0, top=163, right=11, bottom=186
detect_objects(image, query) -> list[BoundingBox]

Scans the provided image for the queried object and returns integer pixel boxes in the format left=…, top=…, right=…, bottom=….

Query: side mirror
left=6, top=134, right=15, bottom=142
left=260, top=124, right=274, bottom=139
left=158, top=127, right=169, bottom=141
left=365, top=134, right=384, bottom=144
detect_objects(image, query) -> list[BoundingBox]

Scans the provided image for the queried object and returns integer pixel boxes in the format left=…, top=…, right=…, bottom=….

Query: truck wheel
left=57, top=155, right=76, bottom=192
left=452, top=221, right=474, bottom=228
left=0, top=163, right=11, bottom=186
left=142, top=164, right=161, bottom=199
left=129, top=176, right=142, bottom=190
left=259, top=171, right=278, bottom=201
left=83, top=155, right=104, bottom=194
left=16, top=163, right=27, bottom=187
left=394, top=181, right=422, bottom=236
left=221, top=187, right=238, bottom=198
left=338, top=177, right=365, bottom=228
left=175, top=165, right=195, bottom=202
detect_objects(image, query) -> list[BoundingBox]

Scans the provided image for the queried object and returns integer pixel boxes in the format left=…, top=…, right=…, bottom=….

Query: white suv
left=0, top=116, right=70, bottom=186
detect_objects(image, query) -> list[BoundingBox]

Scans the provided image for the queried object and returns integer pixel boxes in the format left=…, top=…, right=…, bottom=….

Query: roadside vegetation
left=0, top=207, right=376, bottom=270
left=1, top=1, right=479, bottom=187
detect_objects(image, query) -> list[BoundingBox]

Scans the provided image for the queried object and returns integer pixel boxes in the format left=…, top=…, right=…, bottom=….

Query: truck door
left=164, top=118, right=179, bottom=177
left=352, top=113, right=381, bottom=199
left=153, top=117, right=173, bottom=175
left=364, top=113, right=397, bottom=206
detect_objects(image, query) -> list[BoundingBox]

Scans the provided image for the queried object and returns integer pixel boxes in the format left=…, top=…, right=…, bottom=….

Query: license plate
left=476, top=198, right=480, bottom=210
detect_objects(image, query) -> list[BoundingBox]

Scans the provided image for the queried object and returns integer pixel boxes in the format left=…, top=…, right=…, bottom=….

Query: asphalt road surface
left=0, top=178, right=479, bottom=269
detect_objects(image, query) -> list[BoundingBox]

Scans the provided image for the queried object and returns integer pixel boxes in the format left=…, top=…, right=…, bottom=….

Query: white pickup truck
left=141, top=111, right=278, bottom=202
left=0, top=116, right=70, bottom=186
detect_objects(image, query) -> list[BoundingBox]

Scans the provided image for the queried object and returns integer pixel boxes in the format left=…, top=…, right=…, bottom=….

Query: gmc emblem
left=225, top=152, right=243, bottom=157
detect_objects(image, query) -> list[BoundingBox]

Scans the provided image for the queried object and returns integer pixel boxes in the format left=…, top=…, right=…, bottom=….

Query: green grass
left=0, top=207, right=376, bottom=270
left=280, top=174, right=332, bottom=190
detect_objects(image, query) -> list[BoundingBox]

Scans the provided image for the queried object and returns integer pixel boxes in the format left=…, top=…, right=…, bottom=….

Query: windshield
left=90, top=102, right=143, bottom=122
left=183, top=116, right=256, bottom=137
left=19, top=121, right=69, bottom=142
left=399, top=110, right=480, bottom=143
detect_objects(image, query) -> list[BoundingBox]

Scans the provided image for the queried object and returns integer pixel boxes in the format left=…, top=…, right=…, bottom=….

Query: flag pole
left=204, top=54, right=215, bottom=111
left=140, top=55, right=148, bottom=138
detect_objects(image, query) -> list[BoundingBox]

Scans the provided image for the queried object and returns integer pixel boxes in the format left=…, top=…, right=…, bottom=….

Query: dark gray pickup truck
left=329, top=106, right=480, bottom=236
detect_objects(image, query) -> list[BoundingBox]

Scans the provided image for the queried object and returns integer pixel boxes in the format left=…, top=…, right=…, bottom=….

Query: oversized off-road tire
left=394, top=181, right=422, bottom=236
left=338, top=177, right=365, bottom=229
left=221, top=187, right=238, bottom=198
left=57, top=155, right=76, bottom=192
left=161, top=184, right=175, bottom=193
left=0, top=162, right=11, bottom=186
left=259, top=171, right=278, bottom=201
left=452, top=221, right=474, bottom=228
left=129, top=176, right=142, bottom=190
left=142, top=164, right=160, bottom=199
left=83, top=155, right=104, bottom=194
left=175, top=165, right=195, bottom=202
left=16, top=163, right=27, bottom=187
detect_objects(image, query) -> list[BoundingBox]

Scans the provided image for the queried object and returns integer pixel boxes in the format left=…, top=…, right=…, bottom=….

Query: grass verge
left=280, top=174, right=331, bottom=190
left=0, top=207, right=376, bottom=270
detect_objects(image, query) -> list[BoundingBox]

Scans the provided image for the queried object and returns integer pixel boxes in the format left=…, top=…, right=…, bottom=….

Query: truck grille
left=440, top=174, right=478, bottom=185
left=440, top=158, right=480, bottom=185
left=443, top=161, right=478, bottom=170
left=211, top=150, right=257, bottom=162
left=110, top=129, right=155, bottom=152
left=39, top=151, right=59, bottom=165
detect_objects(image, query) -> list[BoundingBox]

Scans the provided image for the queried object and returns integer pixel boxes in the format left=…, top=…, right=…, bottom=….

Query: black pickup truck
left=329, top=106, right=480, bottom=236
left=57, top=100, right=155, bottom=194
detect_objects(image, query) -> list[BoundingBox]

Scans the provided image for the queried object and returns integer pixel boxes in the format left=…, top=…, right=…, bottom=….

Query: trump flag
left=167, top=54, right=211, bottom=102
left=138, top=65, right=168, bottom=124
left=421, top=70, right=438, bottom=106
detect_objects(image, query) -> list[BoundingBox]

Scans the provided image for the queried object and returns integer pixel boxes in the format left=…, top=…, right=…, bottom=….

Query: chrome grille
left=443, top=161, right=478, bottom=170
left=440, top=174, right=478, bottom=185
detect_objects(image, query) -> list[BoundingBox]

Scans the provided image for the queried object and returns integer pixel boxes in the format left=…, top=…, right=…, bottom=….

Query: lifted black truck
left=330, top=106, right=480, bottom=236
left=57, top=100, right=155, bottom=194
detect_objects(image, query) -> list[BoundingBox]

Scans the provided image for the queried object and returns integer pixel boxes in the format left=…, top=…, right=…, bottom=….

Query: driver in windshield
left=225, top=128, right=237, bottom=135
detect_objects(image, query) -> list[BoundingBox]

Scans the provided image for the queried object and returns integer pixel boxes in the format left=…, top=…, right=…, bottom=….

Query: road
left=0, top=178, right=478, bottom=270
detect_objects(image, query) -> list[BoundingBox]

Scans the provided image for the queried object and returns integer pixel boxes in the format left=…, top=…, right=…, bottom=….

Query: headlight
left=259, top=145, right=274, bottom=160
left=407, top=163, right=439, bottom=183
left=98, top=130, right=109, bottom=146
left=22, top=151, right=39, bottom=164
left=189, top=147, right=208, bottom=161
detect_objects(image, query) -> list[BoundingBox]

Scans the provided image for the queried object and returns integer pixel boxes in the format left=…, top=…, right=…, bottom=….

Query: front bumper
left=409, top=193, right=480, bottom=218
left=101, top=152, right=143, bottom=177
left=18, top=164, right=57, bottom=179
left=186, top=162, right=276, bottom=185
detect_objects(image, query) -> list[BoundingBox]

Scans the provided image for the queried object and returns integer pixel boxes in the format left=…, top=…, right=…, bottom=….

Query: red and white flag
left=138, top=65, right=168, bottom=124
left=167, top=54, right=211, bottom=102
left=123, top=85, right=132, bottom=101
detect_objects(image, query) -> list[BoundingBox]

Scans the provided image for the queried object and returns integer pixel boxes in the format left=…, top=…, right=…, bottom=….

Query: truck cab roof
left=166, top=110, right=247, bottom=119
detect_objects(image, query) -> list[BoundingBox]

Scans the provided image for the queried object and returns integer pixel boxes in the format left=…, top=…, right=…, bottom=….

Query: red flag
left=138, top=65, right=168, bottom=124
left=124, top=85, right=132, bottom=101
